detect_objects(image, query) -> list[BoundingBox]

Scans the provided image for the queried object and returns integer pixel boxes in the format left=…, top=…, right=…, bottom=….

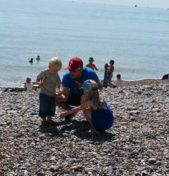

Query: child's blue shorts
left=39, top=93, right=56, bottom=118
left=91, top=108, right=114, bottom=132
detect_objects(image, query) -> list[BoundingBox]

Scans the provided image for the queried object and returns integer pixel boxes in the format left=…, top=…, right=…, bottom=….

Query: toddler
left=36, top=57, right=62, bottom=126
left=24, top=77, right=33, bottom=91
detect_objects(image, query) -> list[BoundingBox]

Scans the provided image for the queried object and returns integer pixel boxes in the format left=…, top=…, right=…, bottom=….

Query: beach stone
left=0, top=81, right=169, bottom=175
left=36, top=172, right=46, bottom=176
left=135, top=172, right=141, bottom=176
left=148, top=158, right=156, bottom=165
left=141, top=171, right=150, bottom=176
left=70, top=164, right=84, bottom=171
left=49, top=165, right=59, bottom=172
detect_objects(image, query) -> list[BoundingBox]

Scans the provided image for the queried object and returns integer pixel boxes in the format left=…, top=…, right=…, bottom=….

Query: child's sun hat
left=82, top=79, right=98, bottom=91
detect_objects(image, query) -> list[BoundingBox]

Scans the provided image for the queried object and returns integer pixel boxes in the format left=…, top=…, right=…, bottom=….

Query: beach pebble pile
left=0, top=81, right=169, bottom=175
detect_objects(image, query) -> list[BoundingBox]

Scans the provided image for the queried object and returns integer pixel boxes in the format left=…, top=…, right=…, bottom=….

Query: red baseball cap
left=66, top=57, right=83, bottom=72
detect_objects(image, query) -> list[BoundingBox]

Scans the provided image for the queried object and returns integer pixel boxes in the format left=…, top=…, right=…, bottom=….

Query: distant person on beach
left=55, top=57, right=102, bottom=121
left=36, top=57, right=62, bottom=126
left=112, top=74, right=123, bottom=88
left=24, top=77, right=33, bottom=91
left=162, top=73, right=169, bottom=80
left=36, top=55, right=40, bottom=62
left=108, top=59, right=115, bottom=87
left=60, top=79, right=114, bottom=133
left=86, top=57, right=99, bottom=71
left=29, top=58, right=33, bottom=64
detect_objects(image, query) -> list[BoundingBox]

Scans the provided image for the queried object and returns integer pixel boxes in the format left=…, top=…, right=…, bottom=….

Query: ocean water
left=0, top=0, right=169, bottom=87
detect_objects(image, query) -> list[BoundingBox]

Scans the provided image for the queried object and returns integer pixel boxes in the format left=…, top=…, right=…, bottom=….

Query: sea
left=0, top=0, right=169, bottom=87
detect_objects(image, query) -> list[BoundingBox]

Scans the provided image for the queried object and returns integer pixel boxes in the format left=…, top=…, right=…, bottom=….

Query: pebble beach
left=0, top=79, right=169, bottom=176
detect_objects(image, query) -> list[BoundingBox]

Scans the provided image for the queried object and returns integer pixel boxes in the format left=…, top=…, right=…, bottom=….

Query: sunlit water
left=0, top=0, right=169, bottom=87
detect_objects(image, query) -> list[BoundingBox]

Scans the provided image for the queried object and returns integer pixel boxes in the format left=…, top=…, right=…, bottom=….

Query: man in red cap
left=56, top=57, right=102, bottom=120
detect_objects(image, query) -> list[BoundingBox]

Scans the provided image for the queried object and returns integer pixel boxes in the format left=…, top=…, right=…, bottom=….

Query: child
left=108, top=59, right=114, bottom=87
left=24, top=77, right=33, bottom=91
left=60, top=79, right=114, bottom=133
left=36, top=57, right=62, bottom=126
left=113, top=74, right=123, bottom=88
left=86, top=57, right=98, bottom=71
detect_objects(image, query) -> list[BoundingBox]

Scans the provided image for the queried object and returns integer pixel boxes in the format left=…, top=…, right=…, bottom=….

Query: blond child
left=60, top=79, right=114, bottom=133
left=36, top=57, right=62, bottom=126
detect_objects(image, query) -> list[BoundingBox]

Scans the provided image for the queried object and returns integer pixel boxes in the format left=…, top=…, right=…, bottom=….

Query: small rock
left=148, top=158, right=156, bottom=164
left=70, top=164, right=84, bottom=171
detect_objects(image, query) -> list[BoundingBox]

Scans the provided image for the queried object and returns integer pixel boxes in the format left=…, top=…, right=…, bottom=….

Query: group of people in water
left=25, top=56, right=124, bottom=134
left=29, top=55, right=40, bottom=64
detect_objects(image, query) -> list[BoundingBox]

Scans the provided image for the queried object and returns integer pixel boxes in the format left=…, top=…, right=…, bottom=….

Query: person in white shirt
left=25, top=77, right=33, bottom=91
left=113, top=74, right=123, bottom=88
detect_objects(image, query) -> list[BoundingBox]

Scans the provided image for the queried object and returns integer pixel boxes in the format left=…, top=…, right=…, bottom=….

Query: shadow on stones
left=38, top=119, right=115, bottom=142
left=58, top=119, right=90, bottom=133
left=71, top=120, right=115, bottom=142
left=74, top=129, right=115, bottom=142
left=39, top=123, right=61, bottom=137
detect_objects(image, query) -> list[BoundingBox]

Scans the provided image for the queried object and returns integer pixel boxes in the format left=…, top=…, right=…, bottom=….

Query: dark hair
left=110, top=60, right=114, bottom=65
left=26, top=77, right=31, bottom=83
left=117, top=74, right=121, bottom=79
left=104, top=63, right=108, bottom=69
left=89, top=57, right=94, bottom=61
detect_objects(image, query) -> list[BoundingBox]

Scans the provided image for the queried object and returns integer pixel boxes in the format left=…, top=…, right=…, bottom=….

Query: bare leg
left=109, top=76, right=113, bottom=87
left=108, top=72, right=113, bottom=87
left=83, top=110, right=98, bottom=133
left=83, top=109, right=92, bottom=124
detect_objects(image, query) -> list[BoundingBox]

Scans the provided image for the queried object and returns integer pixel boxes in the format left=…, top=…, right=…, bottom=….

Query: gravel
left=0, top=80, right=169, bottom=175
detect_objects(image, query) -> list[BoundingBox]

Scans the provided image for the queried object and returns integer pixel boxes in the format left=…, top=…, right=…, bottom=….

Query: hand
left=60, top=112, right=67, bottom=118
left=55, top=94, right=65, bottom=103
left=37, top=76, right=47, bottom=86
left=37, top=79, right=44, bottom=86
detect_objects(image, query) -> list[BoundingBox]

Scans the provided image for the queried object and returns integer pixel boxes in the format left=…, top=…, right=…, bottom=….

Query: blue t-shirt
left=91, top=101, right=114, bottom=132
left=62, top=67, right=99, bottom=95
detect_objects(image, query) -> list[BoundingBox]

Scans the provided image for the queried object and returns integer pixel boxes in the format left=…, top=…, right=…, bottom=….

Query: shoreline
left=0, top=78, right=167, bottom=89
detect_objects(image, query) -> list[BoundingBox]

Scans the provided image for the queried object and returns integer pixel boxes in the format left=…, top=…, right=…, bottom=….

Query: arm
left=59, top=72, right=71, bottom=102
left=36, top=76, right=47, bottom=87
left=60, top=105, right=82, bottom=118
left=55, top=86, right=69, bottom=103
left=94, top=65, right=99, bottom=71
left=36, top=71, right=44, bottom=82
left=56, top=76, right=61, bottom=89
left=61, top=86, right=69, bottom=101
left=60, top=101, right=92, bottom=118
left=36, top=71, right=47, bottom=86
left=112, top=65, right=114, bottom=72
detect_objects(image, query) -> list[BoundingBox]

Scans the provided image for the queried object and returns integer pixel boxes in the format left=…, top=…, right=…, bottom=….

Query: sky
left=70, top=0, right=169, bottom=9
